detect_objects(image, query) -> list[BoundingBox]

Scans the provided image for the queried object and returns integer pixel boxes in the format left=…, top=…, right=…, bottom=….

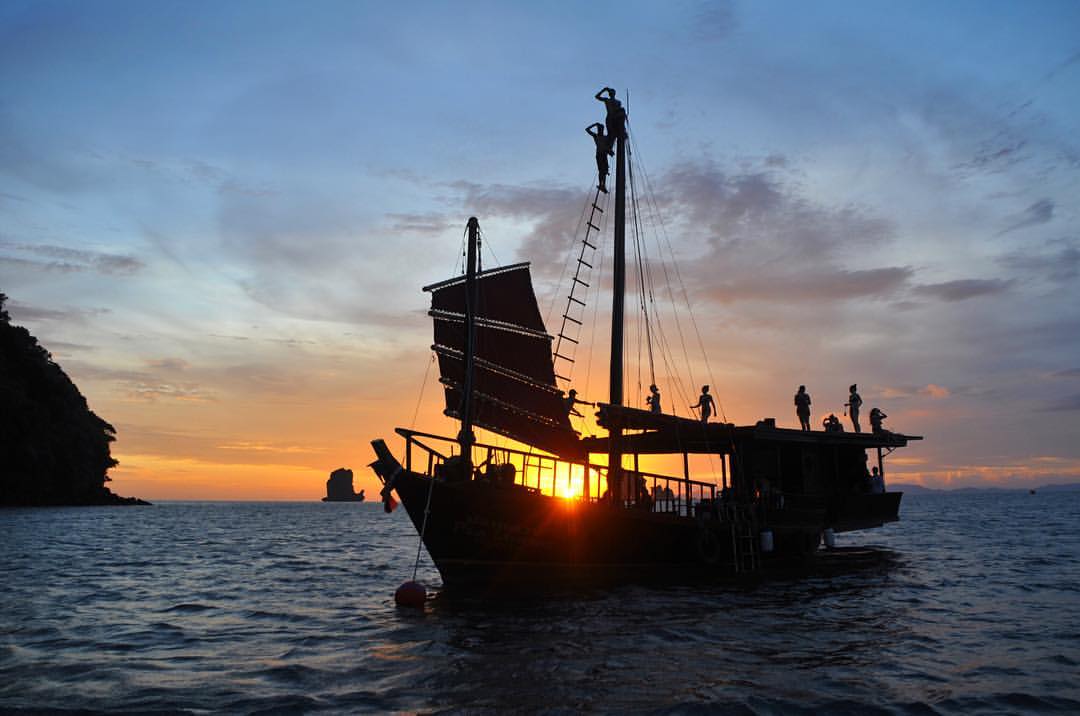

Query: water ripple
left=2, top=494, right=1080, bottom=712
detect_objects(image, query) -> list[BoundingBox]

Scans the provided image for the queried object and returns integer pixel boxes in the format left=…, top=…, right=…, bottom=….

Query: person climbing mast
left=586, top=123, right=613, bottom=193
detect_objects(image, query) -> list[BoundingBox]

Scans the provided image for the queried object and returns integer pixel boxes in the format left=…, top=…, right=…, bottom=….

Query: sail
left=424, top=263, right=582, bottom=458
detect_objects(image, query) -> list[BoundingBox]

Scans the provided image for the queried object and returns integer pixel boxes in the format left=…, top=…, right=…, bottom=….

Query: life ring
left=696, top=528, right=722, bottom=565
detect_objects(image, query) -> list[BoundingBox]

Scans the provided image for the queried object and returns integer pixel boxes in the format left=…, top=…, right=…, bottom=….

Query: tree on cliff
left=0, top=292, right=143, bottom=505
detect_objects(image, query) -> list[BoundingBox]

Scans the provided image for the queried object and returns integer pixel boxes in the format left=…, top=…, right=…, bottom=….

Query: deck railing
left=394, top=428, right=718, bottom=517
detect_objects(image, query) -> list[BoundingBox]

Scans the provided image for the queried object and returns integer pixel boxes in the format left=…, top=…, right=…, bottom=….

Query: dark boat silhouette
left=370, top=90, right=921, bottom=590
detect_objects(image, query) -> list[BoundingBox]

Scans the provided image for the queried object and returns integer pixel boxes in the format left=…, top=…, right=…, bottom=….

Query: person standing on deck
left=794, top=385, right=812, bottom=431
left=690, top=385, right=717, bottom=424
left=869, top=407, right=888, bottom=434
left=595, top=87, right=627, bottom=142
left=586, top=123, right=613, bottom=193
left=845, top=384, right=863, bottom=433
left=646, top=384, right=662, bottom=414
left=870, top=467, right=885, bottom=493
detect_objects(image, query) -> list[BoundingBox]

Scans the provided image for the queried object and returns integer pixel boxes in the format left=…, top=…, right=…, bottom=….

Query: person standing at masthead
left=595, top=87, right=626, bottom=141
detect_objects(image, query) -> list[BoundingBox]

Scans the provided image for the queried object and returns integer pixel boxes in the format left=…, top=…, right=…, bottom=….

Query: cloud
left=997, top=199, right=1054, bottom=235
left=145, top=358, right=190, bottom=371
left=1043, top=393, right=1080, bottom=412
left=998, top=240, right=1080, bottom=283
left=1049, top=368, right=1080, bottom=378
left=216, top=441, right=323, bottom=454
left=128, top=383, right=216, bottom=402
left=704, top=265, right=913, bottom=304
left=954, top=134, right=1028, bottom=175
left=448, top=180, right=583, bottom=274
left=878, top=384, right=953, bottom=400
left=386, top=212, right=455, bottom=234
left=914, top=278, right=1012, bottom=301
left=617, top=160, right=908, bottom=305
left=6, top=301, right=109, bottom=323
left=0, top=242, right=143, bottom=275
left=921, top=384, right=951, bottom=398
left=690, top=1, right=736, bottom=44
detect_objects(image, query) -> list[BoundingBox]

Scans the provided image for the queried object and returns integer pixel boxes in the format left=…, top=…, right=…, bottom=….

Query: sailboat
left=369, top=90, right=921, bottom=590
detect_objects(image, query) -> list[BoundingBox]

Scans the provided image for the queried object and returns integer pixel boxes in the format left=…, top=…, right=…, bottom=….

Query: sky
left=2, top=0, right=1078, bottom=499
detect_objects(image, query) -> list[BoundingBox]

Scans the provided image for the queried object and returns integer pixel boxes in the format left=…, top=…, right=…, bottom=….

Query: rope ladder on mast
left=552, top=186, right=607, bottom=386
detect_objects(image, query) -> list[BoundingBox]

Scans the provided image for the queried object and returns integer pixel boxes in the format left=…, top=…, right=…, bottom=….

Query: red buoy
left=394, top=580, right=426, bottom=608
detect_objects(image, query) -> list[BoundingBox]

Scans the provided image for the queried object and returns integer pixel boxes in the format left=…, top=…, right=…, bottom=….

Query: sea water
left=2, top=492, right=1079, bottom=713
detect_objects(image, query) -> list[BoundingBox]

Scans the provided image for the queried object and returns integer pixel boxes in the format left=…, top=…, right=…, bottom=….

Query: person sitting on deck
left=563, top=388, right=594, bottom=418
left=845, top=384, right=863, bottom=433
left=794, top=385, right=812, bottom=431
left=869, top=407, right=889, bottom=434
left=586, top=122, right=613, bottom=193
left=690, top=385, right=717, bottom=423
left=823, top=413, right=844, bottom=432
left=635, top=474, right=653, bottom=511
left=646, top=384, right=662, bottom=414
left=870, top=467, right=885, bottom=494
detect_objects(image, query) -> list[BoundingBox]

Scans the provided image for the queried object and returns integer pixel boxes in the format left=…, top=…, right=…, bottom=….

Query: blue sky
left=2, top=1, right=1078, bottom=497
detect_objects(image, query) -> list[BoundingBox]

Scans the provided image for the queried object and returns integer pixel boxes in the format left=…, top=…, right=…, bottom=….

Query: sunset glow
left=2, top=3, right=1078, bottom=500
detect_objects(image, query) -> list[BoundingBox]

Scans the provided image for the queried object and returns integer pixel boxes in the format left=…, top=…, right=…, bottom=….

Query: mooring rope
left=412, top=468, right=437, bottom=581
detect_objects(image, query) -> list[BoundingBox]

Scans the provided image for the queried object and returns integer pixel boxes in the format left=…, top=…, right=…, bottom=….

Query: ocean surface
left=2, top=491, right=1079, bottom=714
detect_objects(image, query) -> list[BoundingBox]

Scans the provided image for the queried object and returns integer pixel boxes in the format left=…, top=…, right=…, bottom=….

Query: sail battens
left=427, top=262, right=580, bottom=457
left=440, top=380, right=575, bottom=430
left=429, top=309, right=552, bottom=340
left=432, top=345, right=563, bottom=396
left=422, top=262, right=532, bottom=293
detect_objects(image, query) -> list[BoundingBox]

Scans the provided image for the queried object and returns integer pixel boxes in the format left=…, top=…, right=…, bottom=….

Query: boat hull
left=387, top=467, right=826, bottom=589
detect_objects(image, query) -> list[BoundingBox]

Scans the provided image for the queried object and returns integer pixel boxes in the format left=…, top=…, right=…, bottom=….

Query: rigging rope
left=410, top=353, right=436, bottom=430
left=412, top=468, right=437, bottom=581
left=627, top=137, right=656, bottom=390
left=628, top=124, right=729, bottom=423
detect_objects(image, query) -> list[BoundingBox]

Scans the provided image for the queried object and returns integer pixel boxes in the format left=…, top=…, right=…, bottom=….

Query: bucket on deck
left=759, top=529, right=774, bottom=553
left=823, top=528, right=836, bottom=549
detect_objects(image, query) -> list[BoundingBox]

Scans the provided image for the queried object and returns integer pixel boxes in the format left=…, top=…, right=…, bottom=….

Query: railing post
left=683, top=452, right=691, bottom=517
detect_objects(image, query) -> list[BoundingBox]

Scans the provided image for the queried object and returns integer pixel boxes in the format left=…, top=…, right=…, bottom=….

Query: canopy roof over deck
left=580, top=404, right=922, bottom=456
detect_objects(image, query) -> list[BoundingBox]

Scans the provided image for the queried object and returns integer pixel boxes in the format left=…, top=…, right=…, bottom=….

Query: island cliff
left=323, top=468, right=365, bottom=502
left=0, top=293, right=146, bottom=506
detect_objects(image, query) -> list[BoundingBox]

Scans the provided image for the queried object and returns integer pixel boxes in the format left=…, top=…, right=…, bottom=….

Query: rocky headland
left=0, top=293, right=147, bottom=506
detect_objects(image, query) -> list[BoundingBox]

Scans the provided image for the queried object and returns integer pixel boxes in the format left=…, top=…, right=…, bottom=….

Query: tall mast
left=458, top=216, right=480, bottom=476
left=607, top=108, right=627, bottom=485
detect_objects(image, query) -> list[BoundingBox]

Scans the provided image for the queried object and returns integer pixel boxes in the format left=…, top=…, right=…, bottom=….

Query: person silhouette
left=869, top=407, right=888, bottom=434
left=585, top=123, right=613, bottom=193
left=794, top=385, right=812, bottom=431
left=870, top=466, right=885, bottom=493
left=845, top=384, right=863, bottom=433
left=690, top=385, right=716, bottom=424
left=595, top=87, right=626, bottom=141
left=564, top=388, right=594, bottom=418
left=646, top=384, right=662, bottom=414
